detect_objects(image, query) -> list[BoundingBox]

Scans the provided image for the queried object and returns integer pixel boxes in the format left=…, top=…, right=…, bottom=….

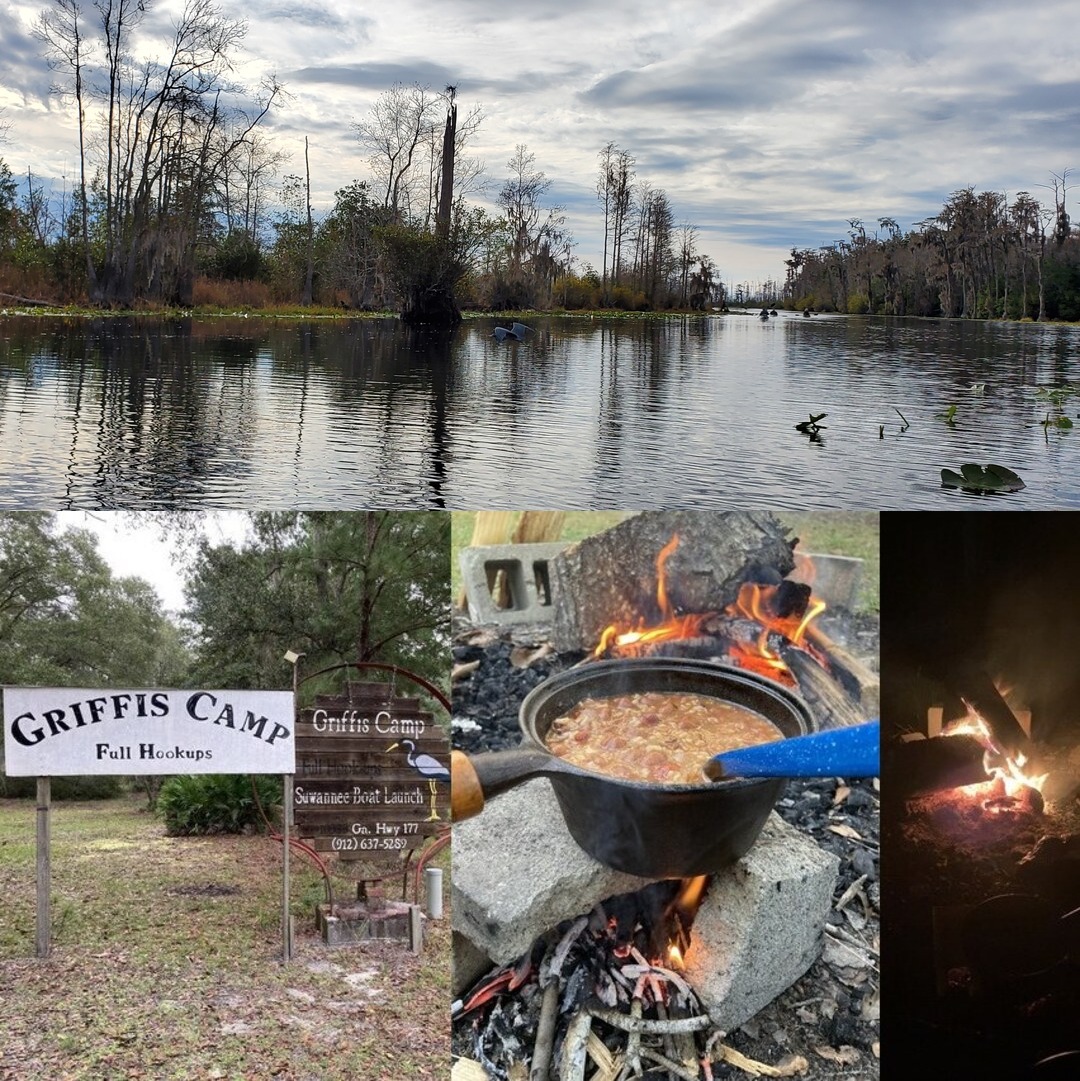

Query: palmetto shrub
left=157, top=774, right=282, bottom=835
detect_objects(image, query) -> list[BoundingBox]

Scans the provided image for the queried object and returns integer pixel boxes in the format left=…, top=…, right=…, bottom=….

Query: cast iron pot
left=451, top=657, right=815, bottom=877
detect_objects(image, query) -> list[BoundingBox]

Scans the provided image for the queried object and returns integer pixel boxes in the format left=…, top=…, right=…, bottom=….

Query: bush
left=846, top=293, right=870, bottom=315
left=610, top=285, right=649, bottom=311
left=157, top=774, right=282, bottom=835
left=192, top=275, right=273, bottom=310
left=553, top=274, right=600, bottom=310
left=0, top=774, right=123, bottom=800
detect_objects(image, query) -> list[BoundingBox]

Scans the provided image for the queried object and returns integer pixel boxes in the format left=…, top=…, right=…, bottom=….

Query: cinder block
left=683, top=814, right=839, bottom=1031
left=452, top=931, right=494, bottom=998
left=459, top=543, right=567, bottom=625
left=452, top=780, right=838, bottom=1033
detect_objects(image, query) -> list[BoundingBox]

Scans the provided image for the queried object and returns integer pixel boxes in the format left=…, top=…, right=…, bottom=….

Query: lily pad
left=941, top=463, right=1025, bottom=493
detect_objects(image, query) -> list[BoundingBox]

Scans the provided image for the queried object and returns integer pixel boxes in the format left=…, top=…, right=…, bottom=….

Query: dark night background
left=881, top=510, right=1080, bottom=740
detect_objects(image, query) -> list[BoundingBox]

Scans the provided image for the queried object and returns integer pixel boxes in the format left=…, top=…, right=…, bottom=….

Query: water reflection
left=1, top=313, right=1078, bottom=508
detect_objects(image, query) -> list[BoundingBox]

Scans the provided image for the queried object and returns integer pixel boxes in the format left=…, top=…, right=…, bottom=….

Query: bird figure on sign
left=388, top=739, right=449, bottom=820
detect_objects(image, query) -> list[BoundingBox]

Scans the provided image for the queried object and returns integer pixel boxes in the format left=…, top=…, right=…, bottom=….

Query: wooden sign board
left=293, top=682, right=449, bottom=862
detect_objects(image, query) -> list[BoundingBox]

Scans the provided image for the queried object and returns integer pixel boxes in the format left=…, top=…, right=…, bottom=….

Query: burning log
left=886, top=736, right=989, bottom=799
left=551, top=511, right=796, bottom=654
left=781, top=645, right=868, bottom=731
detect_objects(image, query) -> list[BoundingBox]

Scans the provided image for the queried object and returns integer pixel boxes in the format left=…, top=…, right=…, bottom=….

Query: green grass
left=451, top=510, right=878, bottom=613
left=0, top=794, right=449, bottom=1079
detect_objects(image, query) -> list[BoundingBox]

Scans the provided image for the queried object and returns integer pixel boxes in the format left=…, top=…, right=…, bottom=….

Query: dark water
left=1, top=312, right=1077, bottom=508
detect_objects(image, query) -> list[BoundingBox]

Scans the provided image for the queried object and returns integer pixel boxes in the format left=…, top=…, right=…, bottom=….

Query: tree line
left=0, top=0, right=721, bottom=319
left=782, top=174, right=1079, bottom=320
left=0, top=511, right=450, bottom=800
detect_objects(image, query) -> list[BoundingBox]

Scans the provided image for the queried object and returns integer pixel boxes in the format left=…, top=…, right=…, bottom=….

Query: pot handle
left=451, top=747, right=567, bottom=821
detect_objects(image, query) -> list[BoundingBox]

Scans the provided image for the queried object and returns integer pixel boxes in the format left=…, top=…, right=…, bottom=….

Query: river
left=0, top=312, right=1077, bottom=508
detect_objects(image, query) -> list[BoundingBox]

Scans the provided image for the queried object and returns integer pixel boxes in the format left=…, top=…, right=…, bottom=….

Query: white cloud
left=2, top=0, right=1076, bottom=285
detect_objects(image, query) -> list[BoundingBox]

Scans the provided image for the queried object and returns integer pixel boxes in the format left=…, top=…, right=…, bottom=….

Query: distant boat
left=759, top=309, right=769, bottom=320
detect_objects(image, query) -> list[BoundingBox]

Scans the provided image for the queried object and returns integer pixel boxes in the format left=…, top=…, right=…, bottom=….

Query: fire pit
left=452, top=511, right=881, bottom=1079
left=881, top=512, right=1080, bottom=1081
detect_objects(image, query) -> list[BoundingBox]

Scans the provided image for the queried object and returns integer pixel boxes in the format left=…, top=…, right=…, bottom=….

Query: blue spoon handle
left=708, top=720, right=880, bottom=779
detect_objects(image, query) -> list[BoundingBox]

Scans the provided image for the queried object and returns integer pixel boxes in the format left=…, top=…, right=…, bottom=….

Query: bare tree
left=34, top=0, right=94, bottom=286
left=596, top=141, right=616, bottom=298
left=495, top=143, right=569, bottom=306
left=354, top=83, right=442, bottom=221
left=676, top=221, right=697, bottom=306
left=37, top=0, right=280, bottom=305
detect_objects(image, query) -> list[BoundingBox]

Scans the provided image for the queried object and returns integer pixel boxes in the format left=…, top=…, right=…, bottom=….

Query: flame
left=667, top=943, right=684, bottom=969
left=591, top=537, right=826, bottom=681
left=726, top=581, right=828, bottom=679
left=942, top=711, right=1048, bottom=800
left=592, top=536, right=712, bottom=657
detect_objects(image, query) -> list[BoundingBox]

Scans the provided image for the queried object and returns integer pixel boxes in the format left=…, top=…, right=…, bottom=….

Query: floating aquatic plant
left=940, top=463, right=1025, bottom=493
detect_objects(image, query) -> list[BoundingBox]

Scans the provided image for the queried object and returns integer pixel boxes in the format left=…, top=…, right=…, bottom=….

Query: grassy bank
left=0, top=794, right=449, bottom=1080
left=451, top=511, right=879, bottom=613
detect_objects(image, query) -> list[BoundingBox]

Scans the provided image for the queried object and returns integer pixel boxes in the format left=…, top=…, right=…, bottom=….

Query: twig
left=586, top=1004, right=713, bottom=1035
left=625, top=998, right=643, bottom=1077
left=559, top=1010, right=593, bottom=1081
left=826, top=924, right=879, bottom=958
left=639, top=1047, right=700, bottom=1081
left=531, top=981, right=560, bottom=1081
left=894, top=406, right=909, bottom=427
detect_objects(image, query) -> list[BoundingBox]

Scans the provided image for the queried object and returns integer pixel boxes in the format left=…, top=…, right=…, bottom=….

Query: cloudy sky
left=1, top=0, right=1076, bottom=285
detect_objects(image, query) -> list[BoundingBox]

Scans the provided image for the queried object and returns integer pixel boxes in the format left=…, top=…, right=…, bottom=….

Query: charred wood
left=884, top=734, right=988, bottom=798
left=782, top=645, right=868, bottom=731
left=551, top=511, right=796, bottom=653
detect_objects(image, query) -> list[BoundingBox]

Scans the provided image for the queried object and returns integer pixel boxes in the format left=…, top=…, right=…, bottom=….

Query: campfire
left=452, top=511, right=881, bottom=1080
left=938, top=708, right=1048, bottom=818
left=589, top=533, right=830, bottom=688
left=885, top=689, right=1079, bottom=1080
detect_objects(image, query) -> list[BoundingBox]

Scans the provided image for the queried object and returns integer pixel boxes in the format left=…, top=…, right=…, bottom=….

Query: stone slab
left=451, top=777, right=652, bottom=964
left=683, top=813, right=840, bottom=1032
left=460, top=543, right=568, bottom=625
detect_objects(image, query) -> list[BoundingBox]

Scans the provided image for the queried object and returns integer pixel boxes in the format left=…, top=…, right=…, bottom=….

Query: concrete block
left=459, top=543, right=567, bottom=625
left=451, top=777, right=652, bottom=963
left=316, top=901, right=412, bottom=946
left=683, top=813, right=839, bottom=1032
left=795, top=552, right=863, bottom=611
left=452, top=931, right=494, bottom=998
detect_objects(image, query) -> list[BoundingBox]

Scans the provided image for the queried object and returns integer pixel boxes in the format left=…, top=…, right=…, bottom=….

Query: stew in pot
left=545, top=690, right=782, bottom=784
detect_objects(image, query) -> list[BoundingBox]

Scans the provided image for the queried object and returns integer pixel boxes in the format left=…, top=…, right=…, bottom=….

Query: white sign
left=3, top=687, right=296, bottom=776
